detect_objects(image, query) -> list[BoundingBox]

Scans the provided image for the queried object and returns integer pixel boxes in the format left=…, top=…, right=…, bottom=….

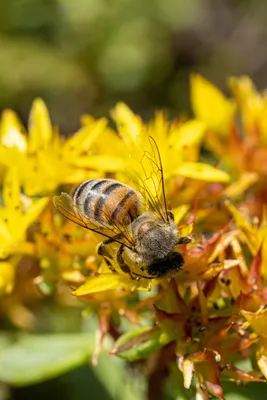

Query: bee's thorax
left=128, top=212, right=178, bottom=267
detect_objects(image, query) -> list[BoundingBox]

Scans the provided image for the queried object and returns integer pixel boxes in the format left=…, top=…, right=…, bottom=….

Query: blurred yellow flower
left=112, top=102, right=230, bottom=184
left=0, top=259, right=16, bottom=295
left=229, top=76, right=267, bottom=145
left=190, top=73, right=235, bottom=135
left=0, top=167, right=48, bottom=258
left=0, top=99, right=110, bottom=195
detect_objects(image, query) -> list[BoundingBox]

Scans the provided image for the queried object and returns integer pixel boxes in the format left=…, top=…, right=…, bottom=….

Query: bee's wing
left=133, top=136, right=169, bottom=222
left=53, top=192, right=134, bottom=249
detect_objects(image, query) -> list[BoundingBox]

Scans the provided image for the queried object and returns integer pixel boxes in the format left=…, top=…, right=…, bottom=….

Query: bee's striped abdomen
left=72, top=179, right=142, bottom=227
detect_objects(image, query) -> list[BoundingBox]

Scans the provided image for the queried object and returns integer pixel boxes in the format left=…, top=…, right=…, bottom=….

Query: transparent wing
left=53, top=192, right=133, bottom=249
left=132, top=136, right=169, bottom=222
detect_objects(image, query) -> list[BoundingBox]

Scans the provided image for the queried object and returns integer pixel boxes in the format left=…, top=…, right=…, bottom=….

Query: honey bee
left=53, top=137, right=191, bottom=279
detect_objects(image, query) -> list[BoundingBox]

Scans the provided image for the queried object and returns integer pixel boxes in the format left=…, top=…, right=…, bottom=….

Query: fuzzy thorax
left=124, top=212, right=178, bottom=267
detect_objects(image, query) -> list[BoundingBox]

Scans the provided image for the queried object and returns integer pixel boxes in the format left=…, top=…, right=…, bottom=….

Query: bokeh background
left=2, top=0, right=267, bottom=132
left=2, top=0, right=267, bottom=399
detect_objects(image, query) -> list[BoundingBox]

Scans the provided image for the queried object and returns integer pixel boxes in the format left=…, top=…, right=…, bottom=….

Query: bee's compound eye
left=167, top=211, right=174, bottom=221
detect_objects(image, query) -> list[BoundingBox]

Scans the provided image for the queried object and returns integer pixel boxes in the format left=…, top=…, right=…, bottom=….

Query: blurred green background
left=2, top=0, right=267, bottom=132
left=2, top=0, right=267, bottom=399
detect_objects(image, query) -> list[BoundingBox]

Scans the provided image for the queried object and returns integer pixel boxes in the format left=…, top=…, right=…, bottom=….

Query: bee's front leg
left=97, top=238, right=118, bottom=272
left=177, top=236, right=192, bottom=245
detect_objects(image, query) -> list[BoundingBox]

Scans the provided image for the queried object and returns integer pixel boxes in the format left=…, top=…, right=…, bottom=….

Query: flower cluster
left=1, top=76, right=267, bottom=398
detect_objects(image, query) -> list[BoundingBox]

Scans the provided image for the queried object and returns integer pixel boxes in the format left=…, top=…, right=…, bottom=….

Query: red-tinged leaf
left=92, top=310, right=110, bottom=366
left=205, top=220, right=232, bottom=248
left=178, top=197, right=198, bottom=234
left=154, top=305, right=183, bottom=322
left=238, top=335, right=259, bottom=351
left=111, top=327, right=164, bottom=361
left=222, top=365, right=266, bottom=383
left=206, top=324, right=233, bottom=352
left=248, top=247, right=262, bottom=287
left=205, top=380, right=225, bottom=400
left=154, top=306, right=185, bottom=340
left=202, top=276, right=219, bottom=298
left=235, top=288, right=267, bottom=313
left=157, top=280, right=187, bottom=314
left=197, top=282, right=208, bottom=326
left=197, top=361, right=225, bottom=400
left=188, top=349, right=216, bottom=364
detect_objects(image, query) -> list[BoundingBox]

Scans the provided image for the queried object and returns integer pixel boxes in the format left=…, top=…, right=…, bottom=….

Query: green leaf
left=94, top=353, right=146, bottom=400
left=112, top=327, right=164, bottom=361
left=221, top=381, right=267, bottom=400
left=0, top=333, right=95, bottom=386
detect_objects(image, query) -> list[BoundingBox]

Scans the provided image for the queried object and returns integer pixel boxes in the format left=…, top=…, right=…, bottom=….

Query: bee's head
left=146, top=251, right=184, bottom=278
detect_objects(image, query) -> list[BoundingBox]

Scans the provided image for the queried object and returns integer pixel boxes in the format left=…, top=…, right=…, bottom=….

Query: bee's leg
left=132, top=272, right=154, bottom=280
left=117, top=247, right=155, bottom=280
left=117, top=245, right=134, bottom=276
left=177, top=236, right=192, bottom=245
left=97, top=237, right=121, bottom=272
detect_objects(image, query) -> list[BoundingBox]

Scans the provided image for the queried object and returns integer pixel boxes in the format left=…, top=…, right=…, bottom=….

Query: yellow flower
left=0, top=99, right=111, bottom=195
left=70, top=114, right=127, bottom=173
left=229, top=76, right=267, bottom=145
left=241, top=308, right=267, bottom=379
left=0, top=109, right=27, bottom=151
left=190, top=74, right=235, bottom=135
left=225, top=201, right=267, bottom=280
left=0, top=167, right=48, bottom=258
left=112, top=102, right=229, bottom=185
left=0, top=259, right=16, bottom=295
left=191, top=75, right=267, bottom=198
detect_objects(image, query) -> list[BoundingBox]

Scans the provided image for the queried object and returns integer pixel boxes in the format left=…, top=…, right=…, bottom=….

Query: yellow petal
left=172, top=205, right=190, bottom=225
left=3, top=167, right=20, bottom=209
left=63, top=118, right=107, bottom=156
left=0, top=220, right=12, bottom=258
left=22, top=197, right=49, bottom=232
left=224, top=200, right=259, bottom=254
left=10, top=241, right=35, bottom=256
left=74, top=274, right=130, bottom=295
left=71, top=155, right=125, bottom=172
left=191, top=74, right=235, bottom=135
left=224, top=172, right=259, bottom=198
left=257, top=353, right=267, bottom=379
left=179, top=222, right=194, bottom=237
left=61, top=270, right=85, bottom=283
left=173, top=162, right=229, bottom=182
left=0, top=261, right=15, bottom=295
left=169, top=119, right=206, bottom=151
left=74, top=273, right=150, bottom=296
left=228, top=76, right=259, bottom=108
left=229, top=76, right=264, bottom=141
left=28, top=98, right=53, bottom=152
left=111, top=102, right=142, bottom=145
left=241, top=308, right=267, bottom=338
left=0, top=110, right=27, bottom=151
